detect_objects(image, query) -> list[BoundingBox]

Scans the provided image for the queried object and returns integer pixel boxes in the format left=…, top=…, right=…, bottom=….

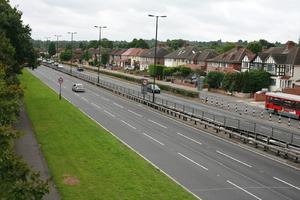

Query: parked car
left=53, top=62, right=59, bottom=66
left=57, top=64, right=64, bottom=69
left=147, top=84, right=160, bottom=94
left=77, top=66, right=84, bottom=71
left=72, top=83, right=85, bottom=92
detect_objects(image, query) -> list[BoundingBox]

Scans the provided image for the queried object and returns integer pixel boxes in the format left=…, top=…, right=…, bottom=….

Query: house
left=120, top=48, right=147, bottom=69
left=207, top=46, right=255, bottom=73
left=196, top=49, right=219, bottom=71
left=108, top=49, right=127, bottom=67
left=164, top=46, right=200, bottom=67
left=139, top=47, right=169, bottom=70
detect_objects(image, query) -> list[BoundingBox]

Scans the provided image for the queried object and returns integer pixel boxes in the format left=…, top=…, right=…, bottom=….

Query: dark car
left=147, top=84, right=160, bottom=94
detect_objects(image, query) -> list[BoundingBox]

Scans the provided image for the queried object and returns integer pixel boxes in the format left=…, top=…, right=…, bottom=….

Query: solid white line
left=91, top=102, right=102, bottom=110
left=148, top=119, right=167, bottom=129
left=74, top=93, right=80, bottom=97
left=177, top=132, right=202, bottom=145
left=227, top=180, right=262, bottom=200
left=143, top=133, right=165, bottom=146
left=177, top=152, right=208, bottom=170
left=128, top=109, right=143, bottom=118
left=81, top=97, right=89, bottom=103
left=104, top=110, right=115, bottom=118
left=217, top=150, right=252, bottom=168
left=121, top=120, right=136, bottom=130
left=113, top=102, right=124, bottom=109
left=273, top=177, right=300, bottom=191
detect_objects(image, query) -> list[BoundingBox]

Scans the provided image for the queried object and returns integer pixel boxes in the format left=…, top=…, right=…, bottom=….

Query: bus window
left=272, top=98, right=281, bottom=106
left=296, top=102, right=300, bottom=110
left=283, top=100, right=296, bottom=110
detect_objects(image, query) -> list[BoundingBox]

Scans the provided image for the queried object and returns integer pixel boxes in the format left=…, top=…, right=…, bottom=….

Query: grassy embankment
left=20, top=69, right=196, bottom=200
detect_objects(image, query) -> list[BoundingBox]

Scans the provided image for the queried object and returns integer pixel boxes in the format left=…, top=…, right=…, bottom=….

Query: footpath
left=14, top=106, right=60, bottom=200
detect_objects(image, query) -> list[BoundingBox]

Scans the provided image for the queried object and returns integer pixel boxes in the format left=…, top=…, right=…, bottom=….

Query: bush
left=148, top=64, right=165, bottom=79
left=206, top=71, right=225, bottom=89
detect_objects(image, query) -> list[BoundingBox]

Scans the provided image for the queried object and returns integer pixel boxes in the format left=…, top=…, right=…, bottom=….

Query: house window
left=267, top=64, right=274, bottom=72
left=270, top=79, right=276, bottom=86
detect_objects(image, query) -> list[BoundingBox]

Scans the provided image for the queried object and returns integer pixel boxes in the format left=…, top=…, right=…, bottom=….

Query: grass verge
left=20, top=69, right=196, bottom=200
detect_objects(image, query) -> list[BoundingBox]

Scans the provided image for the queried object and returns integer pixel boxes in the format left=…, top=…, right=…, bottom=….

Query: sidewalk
left=14, top=106, right=60, bottom=200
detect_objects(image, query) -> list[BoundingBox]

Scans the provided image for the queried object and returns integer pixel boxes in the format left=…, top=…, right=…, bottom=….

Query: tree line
left=0, top=0, right=48, bottom=199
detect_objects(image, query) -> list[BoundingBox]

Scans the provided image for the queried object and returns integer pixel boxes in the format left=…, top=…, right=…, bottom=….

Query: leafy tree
left=163, top=67, right=177, bottom=77
left=148, top=64, right=165, bottom=79
left=259, top=39, right=275, bottom=49
left=128, top=38, right=149, bottom=49
left=220, top=42, right=235, bottom=53
left=60, top=50, right=72, bottom=61
left=101, top=39, right=113, bottom=49
left=48, top=42, right=56, bottom=57
left=206, top=71, right=225, bottom=88
left=166, top=39, right=186, bottom=50
left=247, top=41, right=262, bottom=53
left=81, top=50, right=92, bottom=61
left=194, top=68, right=206, bottom=76
left=101, top=52, right=109, bottom=65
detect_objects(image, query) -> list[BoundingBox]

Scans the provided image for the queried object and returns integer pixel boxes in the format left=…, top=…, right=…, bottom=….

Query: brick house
left=164, top=46, right=200, bottom=67
left=139, top=47, right=169, bottom=70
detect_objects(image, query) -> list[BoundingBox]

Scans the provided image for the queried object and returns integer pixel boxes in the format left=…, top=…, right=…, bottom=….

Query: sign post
left=141, top=79, right=148, bottom=99
left=58, top=77, right=63, bottom=100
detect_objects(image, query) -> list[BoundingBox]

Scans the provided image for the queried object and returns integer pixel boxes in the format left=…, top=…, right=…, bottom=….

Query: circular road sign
left=58, top=77, right=63, bottom=84
left=142, top=79, right=148, bottom=86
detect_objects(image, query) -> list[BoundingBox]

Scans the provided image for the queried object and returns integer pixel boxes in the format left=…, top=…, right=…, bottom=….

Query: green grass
left=20, top=69, right=197, bottom=200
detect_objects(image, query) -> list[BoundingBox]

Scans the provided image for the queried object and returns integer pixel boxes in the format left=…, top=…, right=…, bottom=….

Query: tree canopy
left=48, top=42, right=56, bottom=56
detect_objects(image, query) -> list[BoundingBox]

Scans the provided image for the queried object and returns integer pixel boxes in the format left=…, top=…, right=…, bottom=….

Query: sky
left=9, top=0, right=300, bottom=43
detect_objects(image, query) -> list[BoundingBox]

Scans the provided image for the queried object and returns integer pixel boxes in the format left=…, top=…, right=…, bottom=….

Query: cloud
left=9, top=0, right=300, bottom=42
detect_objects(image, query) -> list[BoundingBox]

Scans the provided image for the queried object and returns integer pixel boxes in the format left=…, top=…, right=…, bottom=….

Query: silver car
left=72, top=83, right=85, bottom=92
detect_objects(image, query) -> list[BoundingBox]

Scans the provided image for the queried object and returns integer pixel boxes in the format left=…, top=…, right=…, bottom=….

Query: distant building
left=139, top=47, right=169, bottom=70
left=164, top=46, right=200, bottom=67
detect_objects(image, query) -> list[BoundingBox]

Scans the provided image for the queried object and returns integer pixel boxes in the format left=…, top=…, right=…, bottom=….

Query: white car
left=57, top=64, right=64, bottom=69
left=72, top=83, right=85, bottom=92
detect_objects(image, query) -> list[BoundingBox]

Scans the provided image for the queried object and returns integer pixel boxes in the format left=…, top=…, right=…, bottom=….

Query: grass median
left=20, top=69, right=197, bottom=200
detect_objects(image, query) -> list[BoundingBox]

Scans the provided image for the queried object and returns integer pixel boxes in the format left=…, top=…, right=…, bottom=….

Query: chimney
left=286, top=41, right=296, bottom=49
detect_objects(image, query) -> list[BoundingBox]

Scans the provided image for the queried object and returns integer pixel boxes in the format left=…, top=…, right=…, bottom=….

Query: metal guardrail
left=43, top=64, right=300, bottom=161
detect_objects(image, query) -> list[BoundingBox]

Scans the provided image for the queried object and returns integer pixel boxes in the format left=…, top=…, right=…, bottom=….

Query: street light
left=68, top=31, right=77, bottom=73
left=54, top=34, right=62, bottom=60
left=45, top=37, right=51, bottom=55
left=148, top=14, right=166, bottom=103
left=94, top=25, right=107, bottom=83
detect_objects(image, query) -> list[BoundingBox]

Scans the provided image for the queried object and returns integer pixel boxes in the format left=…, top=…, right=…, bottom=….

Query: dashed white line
left=177, top=132, right=202, bottom=145
left=121, top=120, right=136, bottom=129
left=273, top=177, right=300, bottom=191
left=101, top=97, right=109, bottom=101
left=128, top=109, right=143, bottom=118
left=74, top=93, right=80, bottom=97
left=217, top=151, right=252, bottom=168
left=227, top=180, right=262, bottom=200
left=177, top=152, right=208, bottom=170
left=81, top=97, right=89, bottom=103
left=104, top=110, right=115, bottom=118
left=91, top=102, right=102, bottom=110
left=143, top=133, right=165, bottom=146
left=113, top=102, right=124, bottom=109
left=148, top=119, right=167, bottom=129
left=89, top=90, right=100, bottom=97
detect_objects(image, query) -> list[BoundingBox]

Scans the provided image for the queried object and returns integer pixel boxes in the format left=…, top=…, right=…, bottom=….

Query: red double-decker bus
left=265, top=92, right=300, bottom=119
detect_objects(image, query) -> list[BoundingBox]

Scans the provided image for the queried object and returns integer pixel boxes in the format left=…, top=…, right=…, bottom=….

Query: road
left=30, top=66, right=300, bottom=200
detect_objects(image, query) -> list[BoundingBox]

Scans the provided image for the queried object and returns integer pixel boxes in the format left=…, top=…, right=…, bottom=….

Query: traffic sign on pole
left=58, top=77, right=63, bottom=100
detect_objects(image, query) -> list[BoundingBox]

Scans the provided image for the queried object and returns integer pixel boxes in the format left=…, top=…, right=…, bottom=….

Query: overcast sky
left=9, top=0, right=300, bottom=43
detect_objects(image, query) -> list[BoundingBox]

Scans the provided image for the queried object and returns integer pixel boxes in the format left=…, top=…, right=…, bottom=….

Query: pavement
left=14, top=105, right=60, bottom=200
left=30, top=66, right=300, bottom=200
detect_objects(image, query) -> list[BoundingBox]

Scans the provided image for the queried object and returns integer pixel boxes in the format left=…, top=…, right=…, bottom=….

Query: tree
left=148, top=64, right=165, bottom=79
left=179, top=66, right=192, bottom=80
left=220, top=42, right=235, bottom=53
left=81, top=50, right=92, bottom=61
left=128, top=38, right=149, bottom=49
left=258, top=39, right=275, bottom=49
left=101, top=52, right=109, bottom=65
left=166, top=39, right=186, bottom=50
left=60, top=50, right=72, bottom=61
left=247, top=41, right=262, bottom=53
left=48, top=42, right=56, bottom=57
left=205, top=71, right=225, bottom=88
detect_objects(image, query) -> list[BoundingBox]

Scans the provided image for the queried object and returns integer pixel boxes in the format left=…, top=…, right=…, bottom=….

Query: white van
left=72, top=83, right=85, bottom=92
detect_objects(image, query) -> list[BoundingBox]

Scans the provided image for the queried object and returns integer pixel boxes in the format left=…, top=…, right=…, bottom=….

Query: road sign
left=142, top=79, right=148, bottom=86
left=141, top=79, right=148, bottom=97
left=58, top=77, right=63, bottom=84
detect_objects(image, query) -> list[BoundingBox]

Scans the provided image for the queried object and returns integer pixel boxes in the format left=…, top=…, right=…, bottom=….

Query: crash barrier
left=44, top=64, right=300, bottom=162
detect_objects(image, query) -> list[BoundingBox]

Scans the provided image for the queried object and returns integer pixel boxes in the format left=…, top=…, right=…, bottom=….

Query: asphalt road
left=30, top=66, right=300, bottom=200
left=60, top=65, right=300, bottom=147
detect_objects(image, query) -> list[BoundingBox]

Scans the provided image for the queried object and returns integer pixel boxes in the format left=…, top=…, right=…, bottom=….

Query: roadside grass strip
left=20, top=70, right=196, bottom=200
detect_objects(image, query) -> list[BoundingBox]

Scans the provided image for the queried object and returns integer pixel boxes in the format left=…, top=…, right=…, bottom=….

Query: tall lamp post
left=94, top=25, right=107, bottom=83
left=68, top=32, right=77, bottom=73
left=45, top=37, right=51, bottom=55
left=148, top=14, right=166, bottom=103
left=54, top=34, right=61, bottom=60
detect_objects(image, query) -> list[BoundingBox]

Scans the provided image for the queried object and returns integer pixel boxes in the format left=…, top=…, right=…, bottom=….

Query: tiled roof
left=110, top=49, right=127, bottom=56
left=207, top=46, right=255, bottom=63
left=164, top=46, right=200, bottom=60
left=139, top=47, right=169, bottom=58
left=197, top=49, right=219, bottom=61
left=122, top=48, right=146, bottom=56
left=264, top=44, right=300, bottom=65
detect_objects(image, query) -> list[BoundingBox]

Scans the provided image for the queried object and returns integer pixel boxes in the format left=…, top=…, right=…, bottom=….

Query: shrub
left=206, top=71, right=225, bottom=88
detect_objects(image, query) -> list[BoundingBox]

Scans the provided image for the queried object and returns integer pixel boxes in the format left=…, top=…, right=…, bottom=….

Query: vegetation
left=60, top=50, right=72, bottom=61
left=247, top=41, right=263, bottom=54
left=148, top=64, right=165, bottom=79
left=48, top=42, right=56, bottom=56
left=0, top=0, right=49, bottom=199
left=20, top=69, right=196, bottom=200
left=205, top=71, right=225, bottom=89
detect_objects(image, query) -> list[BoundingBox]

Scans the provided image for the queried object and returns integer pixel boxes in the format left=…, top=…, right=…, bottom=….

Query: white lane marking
left=89, top=90, right=100, bottom=97
left=74, top=93, right=80, bottom=97
left=143, top=133, right=165, bottom=146
left=81, top=97, right=89, bottom=103
left=273, top=177, right=300, bottom=191
left=148, top=119, right=167, bottom=129
left=104, top=110, right=115, bottom=118
left=128, top=109, right=143, bottom=118
left=101, top=97, right=109, bottom=101
left=121, top=120, right=136, bottom=130
left=63, top=86, right=67, bottom=89
left=113, top=102, right=124, bottom=109
left=217, top=151, right=252, bottom=168
left=227, top=180, right=262, bottom=200
left=177, top=132, right=202, bottom=145
left=177, top=152, right=208, bottom=170
left=91, top=102, right=102, bottom=110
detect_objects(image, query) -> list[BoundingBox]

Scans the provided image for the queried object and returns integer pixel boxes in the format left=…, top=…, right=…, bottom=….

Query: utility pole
left=67, top=32, right=77, bottom=73
left=54, top=34, right=62, bottom=60
left=148, top=14, right=166, bottom=103
left=94, top=26, right=107, bottom=83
